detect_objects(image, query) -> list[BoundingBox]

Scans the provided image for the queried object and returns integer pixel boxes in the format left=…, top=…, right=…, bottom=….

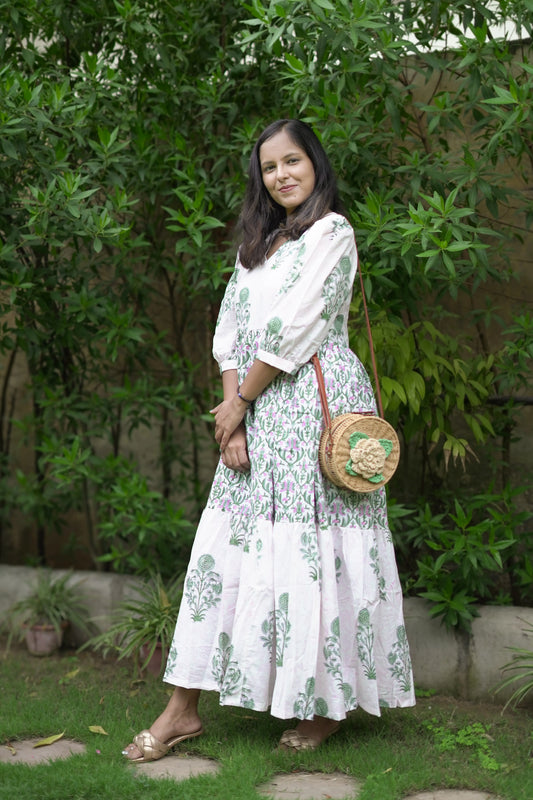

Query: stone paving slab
left=132, top=754, right=219, bottom=780
left=0, top=739, right=86, bottom=765
left=404, top=792, right=500, bottom=800
left=1, top=742, right=502, bottom=800
left=257, top=771, right=362, bottom=799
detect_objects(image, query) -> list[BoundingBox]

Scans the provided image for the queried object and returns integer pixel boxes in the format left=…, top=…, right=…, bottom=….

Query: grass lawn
left=1, top=638, right=532, bottom=800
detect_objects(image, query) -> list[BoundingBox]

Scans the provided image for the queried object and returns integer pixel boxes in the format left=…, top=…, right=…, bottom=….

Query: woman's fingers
left=220, top=425, right=250, bottom=472
left=212, top=398, right=247, bottom=448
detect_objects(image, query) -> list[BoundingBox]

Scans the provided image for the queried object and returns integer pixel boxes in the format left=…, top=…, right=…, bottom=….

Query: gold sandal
left=279, top=724, right=339, bottom=752
left=126, top=727, right=203, bottom=763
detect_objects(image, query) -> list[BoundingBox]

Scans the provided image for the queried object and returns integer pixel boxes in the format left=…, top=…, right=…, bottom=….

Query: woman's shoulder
left=307, top=212, right=354, bottom=241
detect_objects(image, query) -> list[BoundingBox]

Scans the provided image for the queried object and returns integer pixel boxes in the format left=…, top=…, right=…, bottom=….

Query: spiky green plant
left=81, top=572, right=184, bottom=676
left=494, top=620, right=533, bottom=710
left=6, top=569, right=90, bottom=643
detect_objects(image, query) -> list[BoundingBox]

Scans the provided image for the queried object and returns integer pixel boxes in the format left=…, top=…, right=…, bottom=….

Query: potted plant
left=6, top=569, right=90, bottom=656
left=82, top=572, right=184, bottom=677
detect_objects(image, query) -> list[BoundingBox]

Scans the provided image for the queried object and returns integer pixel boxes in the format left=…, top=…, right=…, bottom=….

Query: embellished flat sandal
left=125, top=727, right=204, bottom=763
left=278, top=724, right=340, bottom=752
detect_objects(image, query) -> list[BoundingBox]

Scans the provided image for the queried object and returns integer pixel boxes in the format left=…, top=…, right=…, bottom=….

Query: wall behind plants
left=0, top=1, right=532, bottom=626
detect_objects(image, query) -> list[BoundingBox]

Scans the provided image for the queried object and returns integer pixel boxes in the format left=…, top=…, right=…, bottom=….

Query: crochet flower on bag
left=345, top=432, right=394, bottom=482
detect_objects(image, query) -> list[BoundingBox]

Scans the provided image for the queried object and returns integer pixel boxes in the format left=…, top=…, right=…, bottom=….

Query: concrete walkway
left=0, top=740, right=502, bottom=800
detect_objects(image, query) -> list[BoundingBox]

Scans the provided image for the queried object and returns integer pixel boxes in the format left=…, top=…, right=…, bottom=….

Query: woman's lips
left=279, top=185, right=297, bottom=193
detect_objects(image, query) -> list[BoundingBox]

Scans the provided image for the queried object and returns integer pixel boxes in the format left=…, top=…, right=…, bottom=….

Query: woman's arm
left=211, top=360, right=281, bottom=452
left=217, top=369, right=250, bottom=472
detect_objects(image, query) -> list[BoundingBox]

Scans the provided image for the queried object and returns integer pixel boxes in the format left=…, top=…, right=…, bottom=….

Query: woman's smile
left=259, top=129, right=316, bottom=216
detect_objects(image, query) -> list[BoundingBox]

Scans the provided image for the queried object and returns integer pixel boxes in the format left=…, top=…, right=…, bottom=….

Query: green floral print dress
left=164, top=213, right=415, bottom=720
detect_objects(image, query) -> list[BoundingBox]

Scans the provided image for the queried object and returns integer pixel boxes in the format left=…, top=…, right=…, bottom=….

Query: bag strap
left=312, top=266, right=384, bottom=422
left=358, top=268, right=384, bottom=418
left=311, top=353, right=331, bottom=428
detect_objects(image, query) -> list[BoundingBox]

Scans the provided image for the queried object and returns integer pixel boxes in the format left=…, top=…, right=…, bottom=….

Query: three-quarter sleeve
left=212, top=263, right=239, bottom=372
left=256, top=216, right=357, bottom=374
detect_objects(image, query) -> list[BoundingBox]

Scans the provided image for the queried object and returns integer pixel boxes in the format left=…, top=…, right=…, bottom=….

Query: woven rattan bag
left=311, top=269, right=400, bottom=493
left=312, top=356, right=400, bottom=493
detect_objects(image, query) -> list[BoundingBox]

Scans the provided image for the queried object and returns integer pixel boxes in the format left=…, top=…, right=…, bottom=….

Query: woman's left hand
left=211, top=396, right=248, bottom=451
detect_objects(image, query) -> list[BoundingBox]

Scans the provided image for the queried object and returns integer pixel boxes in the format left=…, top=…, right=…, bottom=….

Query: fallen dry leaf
left=33, top=731, right=65, bottom=748
left=88, top=725, right=108, bottom=736
left=64, top=668, right=80, bottom=680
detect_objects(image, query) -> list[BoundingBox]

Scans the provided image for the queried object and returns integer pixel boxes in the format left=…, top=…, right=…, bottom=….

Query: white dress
left=164, top=213, right=415, bottom=720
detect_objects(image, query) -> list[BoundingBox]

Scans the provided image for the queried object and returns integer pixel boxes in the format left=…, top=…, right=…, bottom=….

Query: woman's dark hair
left=238, top=119, right=344, bottom=269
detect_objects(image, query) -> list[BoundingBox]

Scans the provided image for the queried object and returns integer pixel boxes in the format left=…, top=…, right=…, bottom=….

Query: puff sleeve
left=212, top=261, right=240, bottom=372
left=256, top=215, right=357, bottom=374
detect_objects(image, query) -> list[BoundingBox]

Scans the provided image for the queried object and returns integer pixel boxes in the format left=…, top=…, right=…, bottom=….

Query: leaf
left=89, top=725, right=109, bottom=735
left=33, top=732, right=65, bottom=748
left=348, top=431, right=368, bottom=447
left=65, top=668, right=80, bottom=680
left=378, top=439, right=394, bottom=457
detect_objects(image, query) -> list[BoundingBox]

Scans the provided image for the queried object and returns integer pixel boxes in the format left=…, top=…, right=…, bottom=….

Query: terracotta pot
left=24, top=622, right=68, bottom=656
left=139, top=642, right=167, bottom=677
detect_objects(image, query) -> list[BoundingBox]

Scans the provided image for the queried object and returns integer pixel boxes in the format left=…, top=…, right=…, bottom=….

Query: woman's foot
left=122, top=687, right=202, bottom=762
left=279, top=716, right=340, bottom=751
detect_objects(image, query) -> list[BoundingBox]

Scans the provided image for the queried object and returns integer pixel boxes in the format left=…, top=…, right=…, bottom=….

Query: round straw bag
left=318, top=412, right=400, bottom=493
left=312, top=268, right=401, bottom=493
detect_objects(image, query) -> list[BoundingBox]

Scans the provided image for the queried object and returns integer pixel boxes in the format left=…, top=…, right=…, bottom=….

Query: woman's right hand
left=220, top=422, right=250, bottom=473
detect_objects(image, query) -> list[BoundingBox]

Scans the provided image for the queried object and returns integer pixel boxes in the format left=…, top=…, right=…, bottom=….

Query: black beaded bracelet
left=237, top=388, right=253, bottom=405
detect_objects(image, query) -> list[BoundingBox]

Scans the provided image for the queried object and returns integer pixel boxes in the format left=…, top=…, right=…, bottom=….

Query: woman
left=123, top=119, right=415, bottom=761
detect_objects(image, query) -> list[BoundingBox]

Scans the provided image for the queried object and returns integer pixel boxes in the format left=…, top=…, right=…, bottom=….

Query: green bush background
left=0, top=0, right=532, bottom=630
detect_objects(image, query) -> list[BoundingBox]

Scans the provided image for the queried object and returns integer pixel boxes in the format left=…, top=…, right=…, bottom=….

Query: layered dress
left=164, top=212, right=415, bottom=720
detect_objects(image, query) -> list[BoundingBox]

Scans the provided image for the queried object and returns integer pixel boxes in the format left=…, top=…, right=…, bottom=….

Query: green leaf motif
left=198, top=554, right=215, bottom=572
left=300, top=529, right=320, bottom=581
left=267, top=316, right=282, bottom=334
left=339, top=255, right=352, bottom=274
left=211, top=631, right=241, bottom=700
left=342, top=682, right=357, bottom=710
left=260, top=593, right=291, bottom=666
left=348, top=431, right=369, bottom=448
left=387, top=626, right=412, bottom=693
left=356, top=607, right=376, bottom=680
left=345, top=460, right=358, bottom=477
left=378, top=438, right=393, bottom=457
left=293, top=676, right=316, bottom=719
left=185, top=554, right=222, bottom=622
left=314, top=697, right=329, bottom=716
left=324, top=616, right=344, bottom=691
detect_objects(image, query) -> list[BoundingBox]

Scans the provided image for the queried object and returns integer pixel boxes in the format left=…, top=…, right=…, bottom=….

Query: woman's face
left=259, top=129, right=315, bottom=216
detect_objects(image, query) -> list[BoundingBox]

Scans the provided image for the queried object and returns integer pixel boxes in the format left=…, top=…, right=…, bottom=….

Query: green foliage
left=0, top=0, right=277, bottom=568
left=423, top=718, right=502, bottom=771
left=391, top=486, right=533, bottom=630
left=242, top=0, right=532, bottom=481
left=0, top=0, right=531, bottom=633
left=81, top=572, right=184, bottom=677
left=5, top=569, right=90, bottom=640
left=494, top=619, right=533, bottom=710
left=45, top=438, right=195, bottom=577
